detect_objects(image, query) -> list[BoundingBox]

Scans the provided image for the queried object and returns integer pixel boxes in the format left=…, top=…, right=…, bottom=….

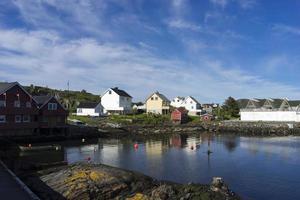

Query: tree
left=223, top=96, right=240, bottom=118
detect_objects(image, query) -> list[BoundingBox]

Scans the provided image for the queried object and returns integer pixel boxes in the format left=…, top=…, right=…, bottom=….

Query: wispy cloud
left=209, top=0, right=256, bottom=9
left=1, top=28, right=300, bottom=102
left=166, top=19, right=202, bottom=31
left=272, top=24, right=300, bottom=36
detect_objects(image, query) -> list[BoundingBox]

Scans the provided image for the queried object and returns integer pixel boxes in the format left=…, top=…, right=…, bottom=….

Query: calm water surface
left=20, top=134, right=300, bottom=200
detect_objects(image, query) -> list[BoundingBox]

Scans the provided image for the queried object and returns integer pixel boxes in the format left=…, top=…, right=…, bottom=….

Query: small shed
left=201, top=113, right=214, bottom=122
left=171, top=107, right=188, bottom=124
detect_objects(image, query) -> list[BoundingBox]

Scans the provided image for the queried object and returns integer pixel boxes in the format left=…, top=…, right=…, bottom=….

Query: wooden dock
left=0, top=160, right=39, bottom=200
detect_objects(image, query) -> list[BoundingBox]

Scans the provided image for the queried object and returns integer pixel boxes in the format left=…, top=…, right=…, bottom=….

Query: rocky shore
left=22, top=163, right=239, bottom=200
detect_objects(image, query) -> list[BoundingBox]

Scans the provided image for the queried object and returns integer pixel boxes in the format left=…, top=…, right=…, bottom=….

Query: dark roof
left=288, top=100, right=300, bottom=107
left=33, top=95, right=53, bottom=106
left=78, top=102, right=100, bottom=108
left=111, top=87, right=132, bottom=98
left=237, top=99, right=250, bottom=109
left=0, top=82, right=18, bottom=94
left=174, top=107, right=188, bottom=114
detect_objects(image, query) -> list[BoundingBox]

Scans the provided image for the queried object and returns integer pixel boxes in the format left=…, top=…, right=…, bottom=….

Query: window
left=26, top=101, right=31, bottom=108
left=43, top=117, right=48, bottom=122
left=155, top=97, right=158, bottom=100
left=0, top=100, right=6, bottom=107
left=14, top=100, right=20, bottom=108
left=23, top=115, right=30, bottom=122
left=15, top=115, right=21, bottom=123
left=0, top=115, right=6, bottom=123
left=78, top=108, right=82, bottom=113
left=177, top=100, right=180, bottom=102
left=109, top=91, right=112, bottom=94
left=151, top=97, right=154, bottom=100
left=190, top=101, right=193, bottom=104
left=191, top=106, right=194, bottom=109
left=48, top=103, right=58, bottom=110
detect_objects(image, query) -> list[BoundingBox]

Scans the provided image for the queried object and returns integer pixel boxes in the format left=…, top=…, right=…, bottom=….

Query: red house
left=0, top=82, right=68, bottom=137
left=0, top=82, right=39, bottom=136
left=33, top=95, right=68, bottom=135
left=171, top=107, right=188, bottom=124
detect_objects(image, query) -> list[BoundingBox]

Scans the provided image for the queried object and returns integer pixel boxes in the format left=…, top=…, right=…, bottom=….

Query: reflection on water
left=19, top=134, right=300, bottom=200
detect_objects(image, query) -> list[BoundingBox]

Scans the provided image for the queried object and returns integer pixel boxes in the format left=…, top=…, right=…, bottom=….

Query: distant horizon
left=1, top=1, right=300, bottom=102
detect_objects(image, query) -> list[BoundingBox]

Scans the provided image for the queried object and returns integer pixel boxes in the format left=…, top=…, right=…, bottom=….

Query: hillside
left=24, top=84, right=100, bottom=112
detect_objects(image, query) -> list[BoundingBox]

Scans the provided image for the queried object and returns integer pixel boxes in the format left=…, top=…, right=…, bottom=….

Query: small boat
left=19, top=145, right=62, bottom=152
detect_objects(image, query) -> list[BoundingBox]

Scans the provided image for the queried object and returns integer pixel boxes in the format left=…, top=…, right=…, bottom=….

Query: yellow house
left=145, top=92, right=170, bottom=114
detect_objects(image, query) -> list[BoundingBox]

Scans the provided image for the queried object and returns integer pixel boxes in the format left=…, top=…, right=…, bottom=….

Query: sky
left=1, top=0, right=300, bottom=103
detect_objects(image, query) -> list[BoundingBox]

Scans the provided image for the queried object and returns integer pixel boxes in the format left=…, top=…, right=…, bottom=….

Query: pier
left=0, top=160, right=39, bottom=200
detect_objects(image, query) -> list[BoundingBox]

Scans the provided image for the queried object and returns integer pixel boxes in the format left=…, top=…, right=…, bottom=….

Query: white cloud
left=166, top=19, right=202, bottom=31
left=237, top=0, right=256, bottom=9
left=1, top=28, right=300, bottom=102
left=272, top=24, right=300, bottom=36
left=209, top=0, right=229, bottom=8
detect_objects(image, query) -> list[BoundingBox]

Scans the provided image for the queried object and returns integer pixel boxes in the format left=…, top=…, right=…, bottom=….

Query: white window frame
left=15, top=115, right=22, bottom=123
left=14, top=100, right=21, bottom=108
left=23, top=115, right=30, bottom=123
left=0, top=115, right=6, bottom=123
left=0, top=100, right=6, bottom=108
left=48, top=103, right=58, bottom=110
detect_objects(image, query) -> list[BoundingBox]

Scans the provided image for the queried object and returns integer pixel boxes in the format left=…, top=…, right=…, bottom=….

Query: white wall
left=240, top=111, right=300, bottom=122
left=171, top=97, right=184, bottom=107
left=77, top=108, right=100, bottom=117
left=101, top=89, right=132, bottom=114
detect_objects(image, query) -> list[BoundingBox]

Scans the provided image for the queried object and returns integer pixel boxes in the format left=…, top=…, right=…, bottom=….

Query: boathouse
left=239, top=98, right=300, bottom=122
left=0, top=82, right=39, bottom=136
left=33, top=95, right=68, bottom=135
left=171, top=107, right=188, bottom=124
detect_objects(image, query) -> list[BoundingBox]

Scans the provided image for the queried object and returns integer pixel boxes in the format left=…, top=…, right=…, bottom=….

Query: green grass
left=68, top=113, right=172, bottom=126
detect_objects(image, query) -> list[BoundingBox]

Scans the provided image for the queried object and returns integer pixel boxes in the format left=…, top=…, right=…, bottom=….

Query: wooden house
left=171, top=107, right=188, bottom=124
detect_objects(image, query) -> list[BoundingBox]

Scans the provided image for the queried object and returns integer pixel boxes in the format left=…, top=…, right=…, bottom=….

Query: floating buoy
left=134, top=143, right=139, bottom=149
left=28, top=144, right=32, bottom=148
left=82, top=138, right=85, bottom=143
left=94, top=147, right=97, bottom=152
left=55, top=146, right=59, bottom=151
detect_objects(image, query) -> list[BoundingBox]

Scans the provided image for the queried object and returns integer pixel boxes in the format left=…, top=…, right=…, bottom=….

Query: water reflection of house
left=170, top=134, right=187, bottom=148
left=145, top=141, right=163, bottom=156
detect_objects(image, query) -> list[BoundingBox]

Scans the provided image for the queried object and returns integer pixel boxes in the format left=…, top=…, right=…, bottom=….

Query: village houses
left=101, top=87, right=132, bottom=114
left=76, top=102, right=103, bottom=117
left=171, top=96, right=202, bottom=116
left=145, top=92, right=170, bottom=114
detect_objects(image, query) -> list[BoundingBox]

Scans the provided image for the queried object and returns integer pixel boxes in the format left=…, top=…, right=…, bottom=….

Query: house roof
left=78, top=102, right=100, bottom=108
left=0, top=82, right=18, bottom=94
left=111, top=87, right=132, bottom=98
left=175, top=107, right=188, bottom=114
left=146, top=92, right=170, bottom=102
left=32, top=95, right=53, bottom=106
left=288, top=100, right=300, bottom=107
left=266, top=98, right=284, bottom=109
left=186, top=96, right=200, bottom=104
left=237, top=99, right=250, bottom=109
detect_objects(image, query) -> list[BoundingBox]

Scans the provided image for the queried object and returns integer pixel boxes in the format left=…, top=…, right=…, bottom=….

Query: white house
left=101, top=87, right=132, bottom=114
left=240, top=98, right=300, bottom=122
left=170, top=97, right=185, bottom=108
left=171, top=96, right=202, bottom=116
left=76, top=102, right=103, bottom=117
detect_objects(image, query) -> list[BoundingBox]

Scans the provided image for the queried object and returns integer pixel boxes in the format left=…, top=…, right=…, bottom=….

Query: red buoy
left=134, top=143, right=139, bottom=149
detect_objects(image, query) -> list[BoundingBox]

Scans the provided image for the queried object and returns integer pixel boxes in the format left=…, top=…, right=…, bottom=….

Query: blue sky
left=1, top=0, right=300, bottom=103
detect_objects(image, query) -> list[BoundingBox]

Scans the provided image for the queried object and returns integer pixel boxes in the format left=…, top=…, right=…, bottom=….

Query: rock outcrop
left=23, top=163, right=240, bottom=200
